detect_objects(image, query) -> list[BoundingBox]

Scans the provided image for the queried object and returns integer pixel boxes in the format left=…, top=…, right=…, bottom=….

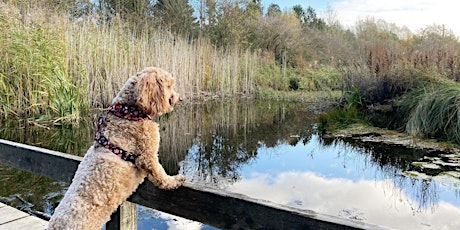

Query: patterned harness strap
left=95, top=104, right=152, bottom=164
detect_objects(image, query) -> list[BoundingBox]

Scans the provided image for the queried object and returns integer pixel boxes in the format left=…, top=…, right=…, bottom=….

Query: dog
left=48, top=67, right=185, bottom=230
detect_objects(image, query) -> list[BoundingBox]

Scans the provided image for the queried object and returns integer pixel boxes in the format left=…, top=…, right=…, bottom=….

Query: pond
left=1, top=99, right=459, bottom=229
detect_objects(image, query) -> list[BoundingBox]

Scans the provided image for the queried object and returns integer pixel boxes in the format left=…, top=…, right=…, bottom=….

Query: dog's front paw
left=168, top=175, right=185, bottom=189
left=175, top=174, right=186, bottom=184
left=149, top=174, right=185, bottom=190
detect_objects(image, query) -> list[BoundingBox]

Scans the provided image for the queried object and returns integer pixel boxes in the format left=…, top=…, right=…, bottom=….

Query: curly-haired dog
left=48, top=67, right=185, bottom=230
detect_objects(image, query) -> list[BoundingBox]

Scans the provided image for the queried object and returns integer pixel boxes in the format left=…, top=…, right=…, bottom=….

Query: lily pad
left=442, top=171, right=460, bottom=179
left=431, top=159, right=460, bottom=167
left=402, top=171, right=431, bottom=180
left=440, top=154, right=460, bottom=158
left=411, top=162, right=441, bottom=169
left=423, top=156, right=440, bottom=161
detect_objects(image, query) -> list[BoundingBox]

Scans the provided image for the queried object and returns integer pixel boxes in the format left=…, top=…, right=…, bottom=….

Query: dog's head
left=112, top=67, right=181, bottom=117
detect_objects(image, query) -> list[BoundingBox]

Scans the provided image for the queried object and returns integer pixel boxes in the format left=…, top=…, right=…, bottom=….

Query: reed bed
left=0, top=3, right=262, bottom=122
left=68, top=20, right=260, bottom=107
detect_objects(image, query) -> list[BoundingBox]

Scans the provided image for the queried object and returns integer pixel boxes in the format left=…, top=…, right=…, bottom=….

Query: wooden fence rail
left=0, top=139, right=385, bottom=230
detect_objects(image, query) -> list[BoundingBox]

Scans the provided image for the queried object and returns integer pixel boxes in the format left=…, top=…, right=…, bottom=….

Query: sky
left=262, top=0, right=460, bottom=36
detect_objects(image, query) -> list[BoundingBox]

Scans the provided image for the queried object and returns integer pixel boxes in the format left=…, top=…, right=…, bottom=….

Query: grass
left=256, top=65, right=342, bottom=92
left=0, top=3, right=348, bottom=124
left=400, top=78, right=460, bottom=144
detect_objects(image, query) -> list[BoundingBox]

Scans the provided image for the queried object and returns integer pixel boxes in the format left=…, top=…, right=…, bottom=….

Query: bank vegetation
left=1, top=0, right=460, bottom=144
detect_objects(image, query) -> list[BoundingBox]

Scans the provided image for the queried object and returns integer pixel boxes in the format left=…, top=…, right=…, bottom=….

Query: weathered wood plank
left=0, top=203, right=47, bottom=230
left=106, top=202, right=137, bottom=230
left=0, top=216, right=48, bottom=230
left=0, top=204, right=29, bottom=224
left=129, top=182, right=379, bottom=230
left=0, top=139, right=385, bottom=229
left=0, top=139, right=81, bottom=183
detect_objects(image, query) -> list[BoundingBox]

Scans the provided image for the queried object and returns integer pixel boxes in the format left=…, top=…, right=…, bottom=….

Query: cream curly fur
left=48, top=67, right=185, bottom=230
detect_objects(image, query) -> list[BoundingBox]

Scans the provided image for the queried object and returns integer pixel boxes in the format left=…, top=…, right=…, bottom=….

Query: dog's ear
left=136, top=69, right=165, bottom=116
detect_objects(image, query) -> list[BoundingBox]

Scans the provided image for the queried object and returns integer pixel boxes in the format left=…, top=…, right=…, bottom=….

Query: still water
left=1, top=99, right=459, bottom=229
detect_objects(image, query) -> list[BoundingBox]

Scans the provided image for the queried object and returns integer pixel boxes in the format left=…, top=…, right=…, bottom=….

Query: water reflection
left=206, top=135, right=460, bottom=229
left=1, top=99, right=460, bottom=229
left=138, top=206, right=217, bottom=230
left=228, top=171, right=460, bottom=229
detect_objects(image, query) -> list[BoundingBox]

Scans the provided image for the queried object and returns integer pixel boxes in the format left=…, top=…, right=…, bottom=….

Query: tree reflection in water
left=162, top=99, right=316, bottom=187
left=324, top=138, right=450, bottom=212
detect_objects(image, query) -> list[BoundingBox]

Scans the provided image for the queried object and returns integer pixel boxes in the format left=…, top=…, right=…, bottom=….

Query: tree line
left=11, top=0, right=330, bottom=67
left=10, top=0, right=459, bottom=80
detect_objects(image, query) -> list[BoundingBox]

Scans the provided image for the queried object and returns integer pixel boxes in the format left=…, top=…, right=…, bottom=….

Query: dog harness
left=95, top=104, right=152, bottom=164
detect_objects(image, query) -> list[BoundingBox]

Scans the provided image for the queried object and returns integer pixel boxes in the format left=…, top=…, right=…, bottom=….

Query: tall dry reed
left=0, top=3, right=263, bottom=122
left=66, top=16, right=260, bottom=107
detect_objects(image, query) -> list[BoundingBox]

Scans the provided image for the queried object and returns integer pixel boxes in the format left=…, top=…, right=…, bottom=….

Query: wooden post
left=106, top=202, right=137, bottom=230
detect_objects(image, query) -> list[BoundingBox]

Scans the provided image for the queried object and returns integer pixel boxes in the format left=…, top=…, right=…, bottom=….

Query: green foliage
left=289, top=78, right=300, bottom=90
left=0, top=3, right=265, bottom=123
left=3, top=0, right=460, bottom=138
left=257, top=88, right=340, bottom=103
left=255, top=64, right=287, bottom=90
left=292, top=5, right=326, bottom=30
left=318, top=105, right=365, bottom=133
left=342, top=87, right=364, bottom=108
left=250, top=12, right=302, bottom=66
left=0, top=5, right=86, bottom=123
left=400, top=79, right=460, bottom=144
left=266, top=3, right=281, bottom=17
left=255, top=64, right=342, bottom=92
left=153, top=0, right=198, bottom=36
left=206, top=1, right=251, bottom=48
left=297, top=68, right=342, bottom=91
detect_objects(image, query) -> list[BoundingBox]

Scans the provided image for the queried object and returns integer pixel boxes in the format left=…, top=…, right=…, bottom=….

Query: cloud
left=227, top=171, right=460, bottom=229
left=155, top=211, right=204, bottom=230
left=330, top=0, right=460, bottom=35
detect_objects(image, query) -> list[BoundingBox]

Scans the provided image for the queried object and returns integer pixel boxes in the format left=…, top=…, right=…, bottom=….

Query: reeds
left=0, top=3, right=86, bottom=123
left=401, top=79, right=460, bottom=144
left=0, top=3, right=263, bottom=122
left=66, top=15, right=261, bottom=107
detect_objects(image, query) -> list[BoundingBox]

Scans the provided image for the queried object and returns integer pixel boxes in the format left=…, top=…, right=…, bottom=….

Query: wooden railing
left=0, top=139, right=384, bottom=230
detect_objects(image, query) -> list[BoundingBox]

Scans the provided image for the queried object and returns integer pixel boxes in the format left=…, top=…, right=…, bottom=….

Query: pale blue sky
left=262, top=0, right=460, bottom=36
left=261, top=0, right=332, bottom=12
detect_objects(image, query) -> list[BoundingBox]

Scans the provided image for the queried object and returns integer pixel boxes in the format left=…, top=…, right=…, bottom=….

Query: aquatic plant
left=401, top=79, right=460, bottom=144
